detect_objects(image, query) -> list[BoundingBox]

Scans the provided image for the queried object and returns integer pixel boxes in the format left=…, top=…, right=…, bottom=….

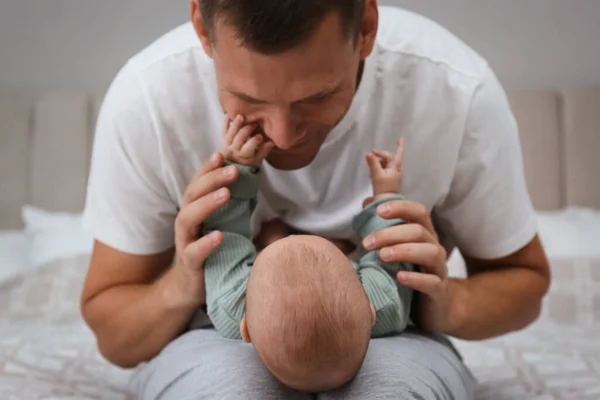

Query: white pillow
left=447, top=248, right=467, bottom=278
left=0, top=230, right=29, bottom=281
left=536, top=207, right=600, bottom=258
left=21, top=205, right=94, bottom=269
left=18, top=204, right=600, bottom=272
left=447, top=206, right=600, bottom=277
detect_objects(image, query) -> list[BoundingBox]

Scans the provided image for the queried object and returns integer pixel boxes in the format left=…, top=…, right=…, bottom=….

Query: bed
left=1, top=88, right=599, bottom=399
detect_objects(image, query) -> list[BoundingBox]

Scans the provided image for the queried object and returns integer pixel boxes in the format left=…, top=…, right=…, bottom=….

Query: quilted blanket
left=0, top=255, right=599, bottom=399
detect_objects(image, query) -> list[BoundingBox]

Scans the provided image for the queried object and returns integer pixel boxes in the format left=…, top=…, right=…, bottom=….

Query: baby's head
left=240, top=235, right=374, bottom=392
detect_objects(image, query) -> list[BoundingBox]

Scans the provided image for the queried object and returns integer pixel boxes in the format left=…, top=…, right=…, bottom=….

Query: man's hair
left=199, top=0, right=366, bottom=54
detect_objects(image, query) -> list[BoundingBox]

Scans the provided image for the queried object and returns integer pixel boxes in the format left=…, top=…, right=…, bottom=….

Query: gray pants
left=130, top=328, right=476, bottom=400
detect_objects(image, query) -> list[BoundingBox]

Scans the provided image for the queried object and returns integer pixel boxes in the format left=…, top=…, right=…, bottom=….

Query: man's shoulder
left=124, top=22, right=206, bottom=74
left=377, top=6, right=488, bottom=81
left=96, top=22, right=219, bottom=177
left=101, top=22, right=217, bottom=139
left=111, top=22, right=214, bottom=105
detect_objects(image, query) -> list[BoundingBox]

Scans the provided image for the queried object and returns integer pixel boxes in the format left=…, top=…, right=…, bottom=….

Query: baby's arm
left=190, top=115, right=274, bottom=340
left=352, top=197, right=415, bottom=337
left=353, top=139, right=415, bottom=337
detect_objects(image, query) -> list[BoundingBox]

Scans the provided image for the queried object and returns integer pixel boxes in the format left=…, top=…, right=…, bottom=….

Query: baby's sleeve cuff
left=224, top=160, right=261, bottom=200
left=352, top=194, right=407, bottom=239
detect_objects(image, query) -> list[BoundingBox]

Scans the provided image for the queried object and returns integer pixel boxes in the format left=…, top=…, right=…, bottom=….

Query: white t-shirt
left=83, top=6, right=537, bottom=260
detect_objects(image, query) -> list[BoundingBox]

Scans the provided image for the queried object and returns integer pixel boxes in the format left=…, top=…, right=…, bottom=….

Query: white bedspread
left=0, top=255, right=132, bottom=399
left=0, top=254, right=599, bottom=399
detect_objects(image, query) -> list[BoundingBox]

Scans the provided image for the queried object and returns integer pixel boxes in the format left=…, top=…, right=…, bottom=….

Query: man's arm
left=364, top=200, right=550, bottom=341
left=82, top=242, right=198, bottom=368
left=445, top=235, right=550, bottom=340
left=433, top=66, right=553, bottom=339
left=81, top=153, right=238, bottom=368
left=363, top=66, right=551, bottom=339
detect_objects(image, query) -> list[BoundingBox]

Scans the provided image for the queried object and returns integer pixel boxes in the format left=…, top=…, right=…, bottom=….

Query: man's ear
left=370, top=303, right=376, bottom=327
left=357, top=0, right=379, bottom=60
left=191, top=0, right=213, bottom=58
left=240, top=317, right=252, bottom=343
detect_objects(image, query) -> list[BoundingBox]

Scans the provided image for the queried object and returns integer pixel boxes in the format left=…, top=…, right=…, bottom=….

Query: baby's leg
left=130, top=329, right=314, bottom=400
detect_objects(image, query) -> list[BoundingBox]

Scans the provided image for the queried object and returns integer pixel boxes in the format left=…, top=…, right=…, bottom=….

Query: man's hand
left=172, top=151, right=239, bottom=308
left=362, top=200, right=454, bottom=333
left=79, top=151, right=240, bottom=367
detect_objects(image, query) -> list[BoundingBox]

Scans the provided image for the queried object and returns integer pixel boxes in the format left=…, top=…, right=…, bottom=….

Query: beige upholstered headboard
left=0, top=93, right=102, bottom=229
left=1, top=88, right=599, bottom=229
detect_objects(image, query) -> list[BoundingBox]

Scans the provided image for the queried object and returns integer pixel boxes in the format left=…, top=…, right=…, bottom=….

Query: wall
left=0, top=0, right=599, bottom=92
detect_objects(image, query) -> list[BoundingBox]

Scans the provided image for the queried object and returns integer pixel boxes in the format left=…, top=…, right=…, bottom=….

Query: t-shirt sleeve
left=82, top=66, right=178, bottom=255
left=434, top=66, right=537, bottom=260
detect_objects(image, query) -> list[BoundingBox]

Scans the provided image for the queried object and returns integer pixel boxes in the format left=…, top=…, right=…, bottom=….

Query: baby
left=189, top=115, right=414, bottom=392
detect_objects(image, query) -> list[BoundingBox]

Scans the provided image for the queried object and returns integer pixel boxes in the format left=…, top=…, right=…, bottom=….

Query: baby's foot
left=365, top=138, right=404, bottom=202
left=222, top=115, right=275, bottom=168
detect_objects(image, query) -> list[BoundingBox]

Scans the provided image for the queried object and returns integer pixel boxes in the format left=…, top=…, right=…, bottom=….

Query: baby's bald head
left=244, top=235, right=372, bottom=392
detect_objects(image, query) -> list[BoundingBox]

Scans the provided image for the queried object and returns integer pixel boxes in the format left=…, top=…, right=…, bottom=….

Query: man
left=80, top=0, right=551, bottom=399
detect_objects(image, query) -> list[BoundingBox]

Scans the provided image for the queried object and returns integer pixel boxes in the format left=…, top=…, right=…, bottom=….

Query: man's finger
left=363, top=223, right=438, bottom=250
left=380, top=243, right=447, bottom=278
left=183, top=231, right=223, bottom=271
left=184, top=165, right=238, bottom=207
left=191, top=152, right=224, bottom=182
left=376, top=200, right=437, bottom=238
left=396, top=271, right=445, bottom=299
left=176, top=187, right=230, bottom=245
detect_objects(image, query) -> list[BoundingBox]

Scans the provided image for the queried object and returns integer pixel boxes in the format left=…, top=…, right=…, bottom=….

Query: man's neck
left=356, top=60, right=365, bottom=92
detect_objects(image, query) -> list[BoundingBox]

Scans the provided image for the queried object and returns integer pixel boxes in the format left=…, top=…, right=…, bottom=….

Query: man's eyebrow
left=227, top=90, right=267, bottom=104
left=297, top=83, right=344, bottom=103
left=227, top=82, right=344, bottom=105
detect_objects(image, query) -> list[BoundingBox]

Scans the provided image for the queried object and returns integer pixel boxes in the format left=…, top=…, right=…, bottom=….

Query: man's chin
left=265, top=152, right=317, bottom=171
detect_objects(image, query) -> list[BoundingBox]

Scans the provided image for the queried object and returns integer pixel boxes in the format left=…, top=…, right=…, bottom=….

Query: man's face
left=201, top=12, right=371, bottom=170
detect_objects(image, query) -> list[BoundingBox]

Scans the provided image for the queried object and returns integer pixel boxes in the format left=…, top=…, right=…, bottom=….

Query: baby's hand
left=366, top=138, right=404, bottom=200
left=222, top=115, right=275, bottom=168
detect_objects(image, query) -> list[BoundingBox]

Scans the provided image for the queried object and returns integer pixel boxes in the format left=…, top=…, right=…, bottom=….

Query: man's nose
left=263, top=109, right=299, bottom=150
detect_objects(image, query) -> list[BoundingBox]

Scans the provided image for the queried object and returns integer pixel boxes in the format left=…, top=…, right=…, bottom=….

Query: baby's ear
left=370, top=304, right=376, bottom=327
left=240, top=317, right=252, bottom=343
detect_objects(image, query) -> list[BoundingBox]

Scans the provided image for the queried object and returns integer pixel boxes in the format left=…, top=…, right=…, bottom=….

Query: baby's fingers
left=240, top=133, right=264, bottom=157
left=224, top=115, right=244, bottom=147
left=222, top=115, right=231, bottom=137
left=371, top=150, right=394, bottom=161
left=393, top=138, right=405, bottom=170
left=232, top=124, right=256, bottom=150
left=371, top=150, right=393, bottom=169
left=256, top=140, right=276, bottom=161
left=366, top=152, right=383, bottom=175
